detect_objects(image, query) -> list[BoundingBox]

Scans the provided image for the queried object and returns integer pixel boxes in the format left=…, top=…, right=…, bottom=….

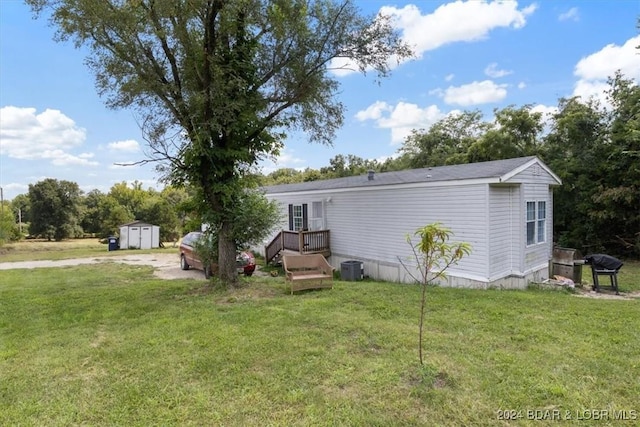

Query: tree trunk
left=217, top=218, right=238, bottom=286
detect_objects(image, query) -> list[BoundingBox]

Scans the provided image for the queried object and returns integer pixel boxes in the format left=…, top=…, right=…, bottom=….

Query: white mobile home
left=119, top=221, right=160, bottom=250
left=263, top=156, right=562, bottom=289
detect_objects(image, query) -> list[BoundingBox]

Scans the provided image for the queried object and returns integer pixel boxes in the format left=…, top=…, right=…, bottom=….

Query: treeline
left=259, top=73, right=639, bottom=258
left=2, top=180, right=194, bottom=244
left=1, top=73, right=637, bottom=257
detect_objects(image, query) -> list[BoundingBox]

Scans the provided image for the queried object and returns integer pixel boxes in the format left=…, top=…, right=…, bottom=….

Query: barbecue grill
left=584, top=254, right=623, bottom=295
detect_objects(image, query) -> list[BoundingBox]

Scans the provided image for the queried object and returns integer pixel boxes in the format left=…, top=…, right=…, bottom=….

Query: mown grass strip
left=1, top=262, right=638, bottom=426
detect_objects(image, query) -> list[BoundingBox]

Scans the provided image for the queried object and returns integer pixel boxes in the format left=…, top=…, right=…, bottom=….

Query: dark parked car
left=179, top=231, right=256, bottom=278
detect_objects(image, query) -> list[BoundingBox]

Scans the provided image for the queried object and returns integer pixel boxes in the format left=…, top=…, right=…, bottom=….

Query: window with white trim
left=537, top=201, right=546, bottom=243
left=292, top=204, right=303, bottom=231
left=526, top=200, right=546, bottom=245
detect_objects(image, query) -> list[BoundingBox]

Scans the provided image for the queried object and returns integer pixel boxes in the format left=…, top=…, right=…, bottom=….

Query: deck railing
left=265, top=229, right=331, bottom=264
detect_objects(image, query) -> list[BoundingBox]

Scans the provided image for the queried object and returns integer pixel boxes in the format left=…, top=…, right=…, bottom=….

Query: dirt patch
left=0, top=253, right=207, bottom=280
left=572, top=287, right=640, bottom=301
left=0, top=252, right=270, bottom=281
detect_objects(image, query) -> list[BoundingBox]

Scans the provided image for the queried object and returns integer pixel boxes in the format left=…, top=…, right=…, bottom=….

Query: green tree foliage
left=108, top=181, right=148, bottom=219
left=28, top=179, right=82, bottom=241
left=467, top=105, right=544, bottom=162
left=28, top=0, right=411, bottom=284
left=199, top=189, right=282, bottom=249
left=138, top=196, right=180, bottom=242
left=398, top=110, right=487, bottom=168
left=98, top=196, right=135, bottom=237
left=195, top=190, right=283, bottom=282
left=592, top=73, right=640, bottom=256
left=10, top=194, right=30, bottom=230
left=403, top=223, right=471, bottom=365
left=261, top=168, right=306, bottom=186
left=0, top=203, right=21, bottom=244
left=542, top=96, right=607, bottom=252
left=542, top=73, right=639, bottom=257
left=79, top=189, right=107, bottom=234
left=319, top=154, right=381, bottom=178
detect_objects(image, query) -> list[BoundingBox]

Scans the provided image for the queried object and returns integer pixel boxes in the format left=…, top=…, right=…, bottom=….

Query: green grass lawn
left=1, top=260, right=639, bottom=426
left=0, top=238, right=177, bottom=262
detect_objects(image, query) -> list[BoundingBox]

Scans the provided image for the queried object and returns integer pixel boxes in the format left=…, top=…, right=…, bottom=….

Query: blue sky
left=1, top=0, right=638, bottom=201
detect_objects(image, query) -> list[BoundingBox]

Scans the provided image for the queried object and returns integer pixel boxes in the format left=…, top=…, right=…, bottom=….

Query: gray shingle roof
left=263, top=156, right=539, bottom=194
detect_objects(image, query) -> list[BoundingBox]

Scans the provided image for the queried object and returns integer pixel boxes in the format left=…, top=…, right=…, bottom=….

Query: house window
left=537, top=201, right=546, bottom=243
left=526, top=201, right=546, bottom=245
left=288, top=204, right=308, bottom=231
left=292, top=205, right=303, bottom=231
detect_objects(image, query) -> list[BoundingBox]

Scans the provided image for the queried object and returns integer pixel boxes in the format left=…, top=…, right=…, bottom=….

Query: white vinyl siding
left=326, top=184, right=488, bottom=280
left=523, top=183, right=553, bottom=273
left=265, top=158, right=559, bottom=287
left=489, top=185, right=519, bottom=278
left=503, top=162, right=559, bottom=185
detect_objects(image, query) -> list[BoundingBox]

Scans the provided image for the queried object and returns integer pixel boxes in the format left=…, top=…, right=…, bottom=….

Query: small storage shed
left=119, top=220, right=160, bottom=250
left=262, top=156, right=562, bottom=289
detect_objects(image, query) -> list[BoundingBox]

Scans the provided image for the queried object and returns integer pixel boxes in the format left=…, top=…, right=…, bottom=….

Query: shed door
left=140, top=227, right=152, bottom=250
left=129, top=227, right=140, bottom=249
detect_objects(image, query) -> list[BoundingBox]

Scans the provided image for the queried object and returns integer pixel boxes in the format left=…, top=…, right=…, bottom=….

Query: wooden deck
left=265, top=230, right=331, bottom=265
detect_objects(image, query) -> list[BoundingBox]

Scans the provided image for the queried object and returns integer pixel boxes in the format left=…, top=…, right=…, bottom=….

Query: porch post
left=299, top=231, right=304, bottom=254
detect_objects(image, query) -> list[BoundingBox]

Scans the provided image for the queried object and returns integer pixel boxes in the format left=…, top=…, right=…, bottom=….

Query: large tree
left=592, top=73, right=640, bottom=256
left=467, top=105, right=544, bottom=162
left=398, top=110, right=487, bottom=168
left=79, top=189, right=106, bottom=234
left=542, top=96, right=608, bottom=252
left=28, top=178, right=83, bottom=241
left=29, top=0, right=411, bottom=283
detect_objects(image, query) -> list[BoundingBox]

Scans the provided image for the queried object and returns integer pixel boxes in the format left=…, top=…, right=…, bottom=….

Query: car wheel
left=180, top=254, right=190, bottom=270
left=204, top=266, right=212, bottom=279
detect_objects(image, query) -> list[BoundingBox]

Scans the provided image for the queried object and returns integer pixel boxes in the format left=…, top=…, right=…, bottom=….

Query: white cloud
left=382, top=2, right=536, bottom=57
left=50, top=151, right=98, bottom=167
left=574, top=35, right=640, bottom=81
left=573, top=35, right=640, bottom=103
left=259, top=148, right=307, bottom=173
left=2, top=182, right=29, bottom=199
left=531, top=104, right=558, bottom=134
left=531, top=104, right=558, bottom=121
left=484, top=62, right=513, bottom=78
left=436, top=80, right=508, bottom=106
left=108, top=139, right=140, bottom=153
left=330, top=1, right=536, bottom=76
left=517, top=82, right=527, bottom=89
left=445, top=73, right=455, bottom=82
left=354, top=101, right=392, bottom=121
left=0, top=106, right=97, bottom=166
left=356, top=101, right=449, bottom=144
left=558, top=7, right=579, bottom=22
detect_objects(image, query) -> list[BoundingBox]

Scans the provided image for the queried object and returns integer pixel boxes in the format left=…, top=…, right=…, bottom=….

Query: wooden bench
left=282, top=254, right=334, bottom=294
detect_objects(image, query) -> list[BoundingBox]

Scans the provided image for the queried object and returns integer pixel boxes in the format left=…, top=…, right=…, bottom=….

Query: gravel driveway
left=0, top=253, right=207, bottom=280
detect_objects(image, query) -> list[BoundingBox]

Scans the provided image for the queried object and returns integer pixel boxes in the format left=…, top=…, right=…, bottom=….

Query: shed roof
left=120, top=220, right=158, bottom=228
left=263, top=156, right=560, bottom=194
